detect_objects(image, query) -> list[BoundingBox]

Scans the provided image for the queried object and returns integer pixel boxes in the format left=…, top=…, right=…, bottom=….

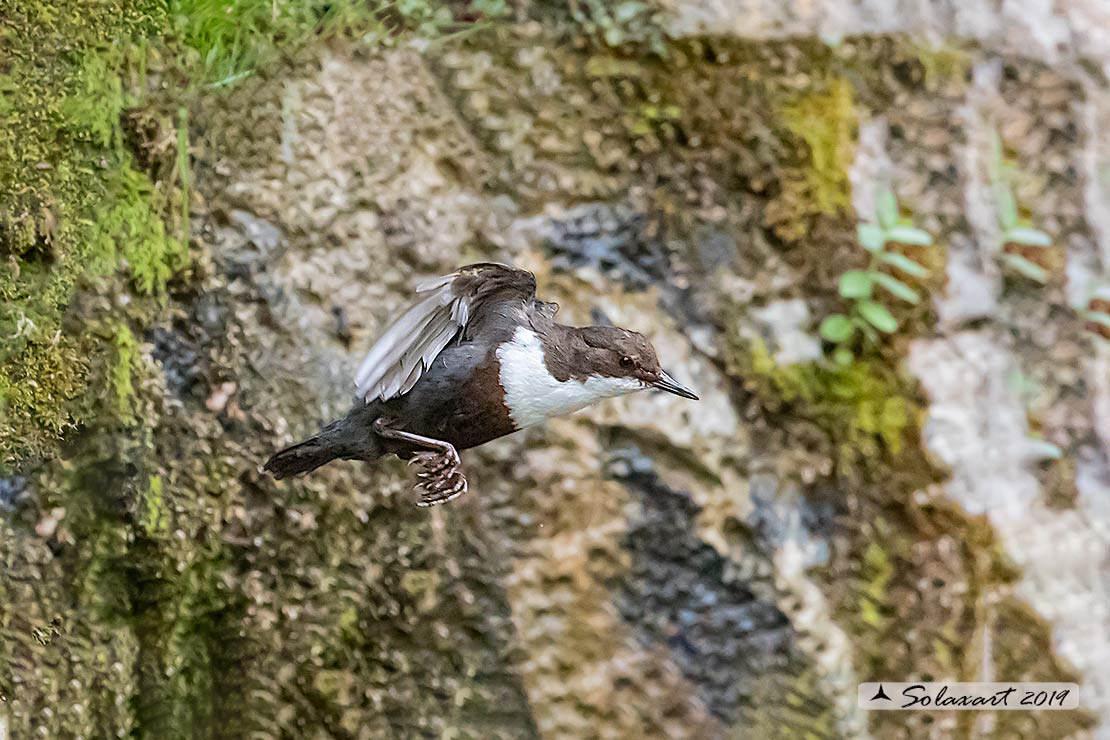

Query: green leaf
left=1006, top=226, right=1052, bottom=248
left=995, top=185, right=1018, bottom=231
left=1027, top=438, right=1062, bottom=461
left=989, top=130, right=1004, bottom=174
left=886, top=224, right=933, bottom=246
left=858, top=223, right=885, bottom=252
left=858, top=301, right=898, bottom=333
left=853, top=315, right=879, bottom=343
left=832, top=347, right=854, bottom=366
left=839, top=270, right=873, bottom=299
left=877, top=190, right=898, bottom=229
left=1002, top=253, right=1048, bottom=283
left=1083, top=311, right=1110, bottom=330
left=819, top=314, right=855, bottom=343
left=872, top=272, right=921, bottom=304
left=878, top=251, right=930, bottom=278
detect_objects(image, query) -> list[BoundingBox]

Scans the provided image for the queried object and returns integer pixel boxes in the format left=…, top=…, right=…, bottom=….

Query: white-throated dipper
left=264, top=263, right=698, bottom=506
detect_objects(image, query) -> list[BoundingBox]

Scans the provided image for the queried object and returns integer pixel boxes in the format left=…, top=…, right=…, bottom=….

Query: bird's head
left=576, top=326, right=699, bottom=400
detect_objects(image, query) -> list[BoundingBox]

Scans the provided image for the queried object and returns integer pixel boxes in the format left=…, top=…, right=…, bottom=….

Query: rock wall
left=3, top=3, right=1109, bottom=739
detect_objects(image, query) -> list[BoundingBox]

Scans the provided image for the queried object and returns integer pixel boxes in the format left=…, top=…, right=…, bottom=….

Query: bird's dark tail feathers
left=263, top=410, right=382, bottom=479
left=263, top=435, right=340, bottom=479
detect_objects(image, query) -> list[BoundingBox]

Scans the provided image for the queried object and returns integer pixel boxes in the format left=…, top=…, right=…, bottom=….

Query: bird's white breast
left=496, top=327, right=642, bottom=429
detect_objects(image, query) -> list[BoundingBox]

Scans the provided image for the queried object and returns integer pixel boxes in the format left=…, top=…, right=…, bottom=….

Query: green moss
left=898, top=39, right=972, bottom=89
left=742, top=665, right=836, bottom=739
left=0, top=2, right=183, bottom=466
left=4, top=8, right=521, bottom=736
left=742, top=340, right=919, bottom=467
left=859, top=540, right=893, bottom=628
left=0, top=333, right=90, bottom=467
left=779, top=76, right=855, bottom=216
left=140, top=474, right=169, bottom=536
left=101, top=166, right=188, bottom=294
left=31, top=423, right=251, bottom=739
left=0, top=0, right=489, bottom=468
left=628, top=103, right=683, bottom=137
left=152, top=543, right=246, bottom=737
left=112, top=325, right=140, bottom=422
left=835, top=518, right=913, bottom=685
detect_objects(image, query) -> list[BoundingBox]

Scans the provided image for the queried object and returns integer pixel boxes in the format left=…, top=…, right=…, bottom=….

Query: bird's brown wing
left=354, top=263, right=537, bottom=402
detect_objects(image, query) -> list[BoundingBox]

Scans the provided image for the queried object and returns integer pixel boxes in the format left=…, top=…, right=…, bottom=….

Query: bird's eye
left=620, top=356, right=634, bottom=367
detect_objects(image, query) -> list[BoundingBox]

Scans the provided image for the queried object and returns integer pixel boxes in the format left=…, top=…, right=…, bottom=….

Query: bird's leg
left=372, top=419, right=468, bottom=507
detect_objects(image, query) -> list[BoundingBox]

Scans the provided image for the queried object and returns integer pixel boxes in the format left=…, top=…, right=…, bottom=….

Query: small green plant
left=174, top=0, right=494, bottom=88
left=1006, top=369, right=1064, bottom=461
left=1079, top=285, right=1110, bottom=342
left=569, top=0, right=671, bottom=55
left=819, top=189, right=934, bottom=362
left=1026, top=436, right=1063, bottom=461
left=989, top=132, right=1053, bottom=282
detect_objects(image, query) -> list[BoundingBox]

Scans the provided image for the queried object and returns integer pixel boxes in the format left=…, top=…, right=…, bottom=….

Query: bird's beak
left=652, top=369, right=699, bottom=400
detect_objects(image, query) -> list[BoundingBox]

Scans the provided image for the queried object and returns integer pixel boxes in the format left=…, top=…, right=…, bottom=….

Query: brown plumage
left=264, top=263, right=697, bottom=506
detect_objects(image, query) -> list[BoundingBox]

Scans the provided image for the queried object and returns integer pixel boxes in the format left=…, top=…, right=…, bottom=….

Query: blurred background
left=3, top=1, right=1110, bottom=738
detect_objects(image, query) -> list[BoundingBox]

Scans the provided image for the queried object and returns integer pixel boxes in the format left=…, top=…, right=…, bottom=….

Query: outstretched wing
left=354, top=263, right=537, bottom=402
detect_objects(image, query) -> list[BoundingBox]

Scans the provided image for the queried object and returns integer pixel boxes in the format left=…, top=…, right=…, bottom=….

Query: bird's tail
left=263, top=411, right=381, bottom=479
left=263, top=434, right=340, bottom=479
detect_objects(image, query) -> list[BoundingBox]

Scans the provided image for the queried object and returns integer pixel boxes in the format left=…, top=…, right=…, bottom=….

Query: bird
left=263, top=263, right=698, bottom=506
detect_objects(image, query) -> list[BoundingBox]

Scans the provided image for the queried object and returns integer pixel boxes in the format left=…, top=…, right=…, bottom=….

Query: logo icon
left=870, top=684, right=892, bottom=702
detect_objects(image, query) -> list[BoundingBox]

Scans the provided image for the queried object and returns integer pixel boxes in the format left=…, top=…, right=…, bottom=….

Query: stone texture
left=4, top=7, right=1110, bottom=740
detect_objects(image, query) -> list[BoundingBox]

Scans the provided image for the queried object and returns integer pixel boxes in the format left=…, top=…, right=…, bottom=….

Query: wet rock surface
left=612, top=453, right=832, bottom=734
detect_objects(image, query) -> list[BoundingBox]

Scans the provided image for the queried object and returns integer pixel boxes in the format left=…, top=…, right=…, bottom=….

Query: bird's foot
left=373, top=420, right=468, bottom=507
left=415, top=469, right=468, bottom=507
left=408, top=446, right=459, bottom=477
left=410, top=449, right=467, bottom=506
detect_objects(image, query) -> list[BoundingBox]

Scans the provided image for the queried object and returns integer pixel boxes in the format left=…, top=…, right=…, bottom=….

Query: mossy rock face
left=0, top=2, right=187, bottom=466
left=1, top=10, right=1103, bottom=740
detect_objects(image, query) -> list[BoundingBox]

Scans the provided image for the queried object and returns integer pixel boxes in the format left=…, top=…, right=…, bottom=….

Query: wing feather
left=354, top=264, right=535, bottom=402
left=353, top=290, right=454, bottom=399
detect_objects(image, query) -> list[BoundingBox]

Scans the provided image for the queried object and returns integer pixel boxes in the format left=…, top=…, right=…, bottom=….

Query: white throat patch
left=496, top=327, right=643, bottom=429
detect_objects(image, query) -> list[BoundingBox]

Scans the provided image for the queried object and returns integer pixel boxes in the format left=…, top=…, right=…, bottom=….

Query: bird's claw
left=409, top=446, right=467, bottom=506
left=415, top=472, right=467, bottom=507
left=408, top=452, right=438, bottom=467
left=375, top=424, right=468, bottom=505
